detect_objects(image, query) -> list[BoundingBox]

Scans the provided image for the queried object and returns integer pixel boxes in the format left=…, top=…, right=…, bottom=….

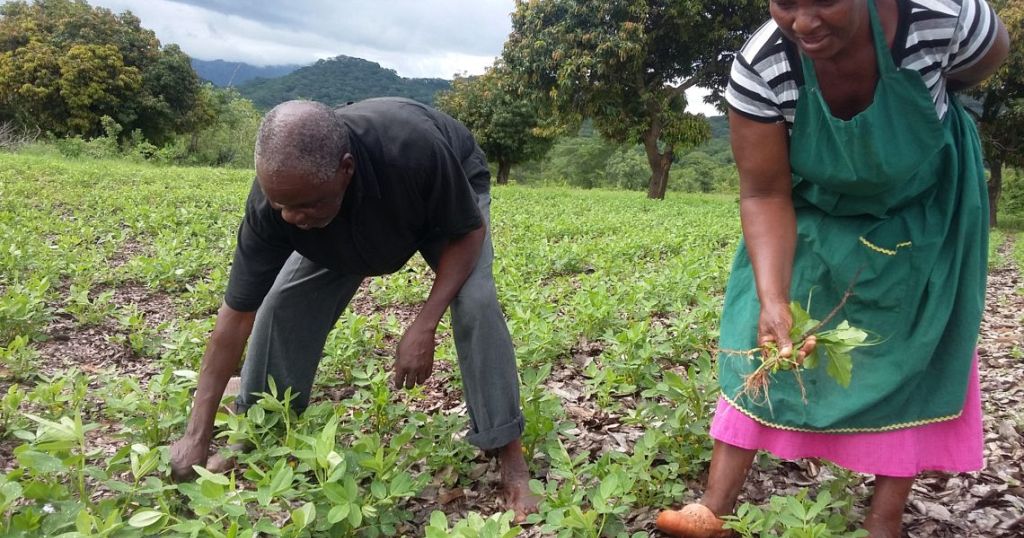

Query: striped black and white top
left=725, top=0, right=1001, bottom=124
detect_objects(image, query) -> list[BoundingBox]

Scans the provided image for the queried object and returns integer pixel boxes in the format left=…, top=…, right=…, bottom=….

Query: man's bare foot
left=206, top=442, right=249, bottom=473
left=497, top=439, right=539, bottom=524
left=222, top=376, right=241, bottom=412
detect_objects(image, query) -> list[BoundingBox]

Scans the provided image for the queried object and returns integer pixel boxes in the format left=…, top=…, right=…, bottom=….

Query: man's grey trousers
left=236, top=193, right=525, bottom=450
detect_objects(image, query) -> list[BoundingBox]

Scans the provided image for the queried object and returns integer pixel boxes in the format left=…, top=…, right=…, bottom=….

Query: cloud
left=170, top=1, right=513, bottom=55
left=87, top=0, right=513, bottom=77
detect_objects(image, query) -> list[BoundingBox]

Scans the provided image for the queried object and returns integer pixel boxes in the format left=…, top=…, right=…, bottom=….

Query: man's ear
left=337, top=153, right=355, bottom=184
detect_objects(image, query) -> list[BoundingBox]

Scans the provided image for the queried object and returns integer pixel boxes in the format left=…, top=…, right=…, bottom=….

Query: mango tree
left=0, top=0, right=200, bottom=142
left=435, top=64, right=558, bottom=185
left=502, top=0, right=765, bottom=199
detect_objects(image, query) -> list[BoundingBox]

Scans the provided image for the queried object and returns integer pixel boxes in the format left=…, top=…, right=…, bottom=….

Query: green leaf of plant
left=193, top=465, right=230, bottom=486
left=128, top=509, right=164, bottom=528
left=428, top=511, right=448, bottom=530
left=803, top=348, right=820, bottom=370
left=370, top=479, right=387, bottom=499
left=76, top=507, right=95, bottom=534
left=290, top=502, right=315, bottom=530
left=824, top=344, right=853, bottom=388
left=269, top=463, right=294, bottom=495
left=328, top=503, right=351, bottom=524
left=348, top=504, right=363, bottom=528
left=789, top=302, right=815, bottom=339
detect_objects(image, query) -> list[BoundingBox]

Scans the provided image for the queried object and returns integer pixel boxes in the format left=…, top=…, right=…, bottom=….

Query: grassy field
left=1, top=153, right=1015, bottom=537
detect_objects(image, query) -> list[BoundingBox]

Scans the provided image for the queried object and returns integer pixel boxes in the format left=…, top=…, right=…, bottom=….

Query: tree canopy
left=502, top=0, right=765, bottom=198
left=0, top=0, right=201, bottom=143
left=435, top=64, right=558, bottom=184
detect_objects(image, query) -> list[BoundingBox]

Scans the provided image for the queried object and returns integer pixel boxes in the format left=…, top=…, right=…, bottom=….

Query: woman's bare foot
left=863, top=475, right=913, bottom=538
left=862, top=516, right=903, bottom=538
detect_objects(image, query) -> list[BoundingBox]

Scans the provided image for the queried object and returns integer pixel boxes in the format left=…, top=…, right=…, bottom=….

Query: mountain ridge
left=227, top=55, right=451, bottom=110
left=190, top=59, right=303, bottom=87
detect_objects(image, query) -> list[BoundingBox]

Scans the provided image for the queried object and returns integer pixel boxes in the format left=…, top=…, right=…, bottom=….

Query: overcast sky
left=82, top=0, right=716, bottom=115
left=88, top=0, right=512, bottom=78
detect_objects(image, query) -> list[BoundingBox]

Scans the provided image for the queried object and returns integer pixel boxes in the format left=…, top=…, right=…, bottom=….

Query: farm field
left=0, top=153, right=1021, bottom=537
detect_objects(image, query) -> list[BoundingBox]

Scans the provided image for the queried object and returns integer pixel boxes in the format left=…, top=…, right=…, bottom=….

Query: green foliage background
left=0, top=0, right=201, bottom=145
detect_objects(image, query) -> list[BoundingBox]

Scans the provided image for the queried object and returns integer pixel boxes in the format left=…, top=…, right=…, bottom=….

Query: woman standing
left=657, top=0, right=1009, bottom=537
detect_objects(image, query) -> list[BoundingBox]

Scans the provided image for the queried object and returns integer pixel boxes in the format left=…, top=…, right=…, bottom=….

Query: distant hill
left=706, top=115, right=728, bottom=140
left=191, top=59, right=302, bottom=87
left=236, top=55, right=451, bottom=110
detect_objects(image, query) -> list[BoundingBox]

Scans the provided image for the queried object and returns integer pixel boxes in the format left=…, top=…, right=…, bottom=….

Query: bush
left=53, top=116, right=123, bottom=159
left=175, top=88, right=261, bottom=169
left=509, top=127, right=738, bottom=193
left=22, top=89, right=262, bottom=170
left=999, top=167, right=1023, bottom=224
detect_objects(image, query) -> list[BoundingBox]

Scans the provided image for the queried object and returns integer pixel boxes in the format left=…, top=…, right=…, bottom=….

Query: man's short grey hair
left=254, top=100, right=349, bottom=185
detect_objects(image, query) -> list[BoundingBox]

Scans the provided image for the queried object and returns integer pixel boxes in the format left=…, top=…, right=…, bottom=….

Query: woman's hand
left=758, top=301, right=816, bottom=362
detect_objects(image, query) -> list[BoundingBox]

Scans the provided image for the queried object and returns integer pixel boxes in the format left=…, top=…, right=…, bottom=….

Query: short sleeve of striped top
left=724, top=0, right=1001, bottom=125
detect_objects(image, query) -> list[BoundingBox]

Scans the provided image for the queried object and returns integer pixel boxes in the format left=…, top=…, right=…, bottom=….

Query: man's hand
left=169, top=434, right=208, bottom=482
left=171, top=305, right=255, bottom=482
left=393, top=224, right=484, bottom=390
left=393, top=322, right=436, bottom=389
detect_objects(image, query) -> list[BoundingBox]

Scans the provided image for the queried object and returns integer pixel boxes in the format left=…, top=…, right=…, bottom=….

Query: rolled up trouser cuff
left=466, top=413, right=525, bottom=451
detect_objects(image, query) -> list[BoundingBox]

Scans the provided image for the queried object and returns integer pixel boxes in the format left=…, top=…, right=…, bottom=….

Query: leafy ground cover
left=0, top=153, right=1021, bottom=537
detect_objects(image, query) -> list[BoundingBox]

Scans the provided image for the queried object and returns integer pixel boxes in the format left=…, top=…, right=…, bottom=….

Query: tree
left=0, top=40, right=64, bottom=132
left=138, top=45, right=201, bottom=145
left=175, top=85, right=262, bottom=168
left=546, top=135, right=618, bottom=188
left=502, top=0, right=765, bottom=199
left=969, top=0, right=1024, bottom=227
left=0, top=0, right=200, bottom=142
left=435, top=65, right=558, bottom=184
left=58, top=44, right=142, bottom=136
left=678, top=151, right=719, bottom=193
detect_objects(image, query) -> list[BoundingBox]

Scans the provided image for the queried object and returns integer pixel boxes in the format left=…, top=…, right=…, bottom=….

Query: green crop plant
left=0, top=153, right=887, bottom=535
left=724, top=489, right=869, bottom=538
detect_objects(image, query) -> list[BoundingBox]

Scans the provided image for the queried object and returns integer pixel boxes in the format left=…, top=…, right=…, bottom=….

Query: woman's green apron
left=718, top=0, right=989, bottom=432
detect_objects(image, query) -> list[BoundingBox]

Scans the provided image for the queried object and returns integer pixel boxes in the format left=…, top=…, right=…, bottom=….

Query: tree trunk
left=988, top=158, right=1003, bottom=228
left=646, top=159, right=672, bottom=199
left=642, top=131, right=674, bottom=200
left=497, top=160, right=511, bottom=185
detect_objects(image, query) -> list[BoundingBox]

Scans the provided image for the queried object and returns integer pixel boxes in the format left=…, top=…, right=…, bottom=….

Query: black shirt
left=224, top=98, right=489, bottom=312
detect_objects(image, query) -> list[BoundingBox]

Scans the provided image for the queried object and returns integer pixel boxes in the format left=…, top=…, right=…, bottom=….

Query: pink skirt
left=710, top=353, right=983, bottom=477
